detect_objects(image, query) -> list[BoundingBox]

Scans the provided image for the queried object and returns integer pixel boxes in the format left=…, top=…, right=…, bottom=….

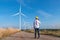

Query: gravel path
left=2, top=31, right=60, bottom=40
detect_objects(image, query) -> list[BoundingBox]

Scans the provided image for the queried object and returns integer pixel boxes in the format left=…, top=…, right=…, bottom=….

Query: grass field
left=40, top=29, right=60, bottom=37
left=24, top=29, right=60, bottom=37
left=0, top=28, right=60, bottom=39
left=0, top=28, right=20, bottom=39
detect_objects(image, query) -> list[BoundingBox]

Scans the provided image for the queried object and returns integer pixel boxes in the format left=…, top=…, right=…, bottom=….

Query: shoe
left=34, top=37, right=36, bottom=39
left=37, top=37, right=39, bottom=39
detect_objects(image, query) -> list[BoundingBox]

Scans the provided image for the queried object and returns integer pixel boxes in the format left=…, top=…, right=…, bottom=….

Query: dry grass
left=40, top=30, right=60, bottom=37
left=25, top=29, right=60, bottom=37
left=0, top=28, right=20, bottom=39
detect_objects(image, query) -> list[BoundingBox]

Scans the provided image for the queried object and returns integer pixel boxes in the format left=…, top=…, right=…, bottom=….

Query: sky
left=0, top=0, right=60, bottom=29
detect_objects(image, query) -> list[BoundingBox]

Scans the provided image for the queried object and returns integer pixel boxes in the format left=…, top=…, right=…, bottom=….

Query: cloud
left=37, top=10, right=52, bottom=18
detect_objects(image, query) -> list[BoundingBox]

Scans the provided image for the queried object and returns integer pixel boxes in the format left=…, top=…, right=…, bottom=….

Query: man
left=33, top=16, right=41, bottom=39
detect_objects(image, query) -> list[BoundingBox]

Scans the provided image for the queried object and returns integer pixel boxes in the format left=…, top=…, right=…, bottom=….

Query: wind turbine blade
left=11, top=13, right=19, bottom=16
left=21, top=12, right=27, bottom=17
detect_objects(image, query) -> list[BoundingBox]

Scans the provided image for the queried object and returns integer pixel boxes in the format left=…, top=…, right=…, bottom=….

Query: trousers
left=34, top=28, right=40, bottom=38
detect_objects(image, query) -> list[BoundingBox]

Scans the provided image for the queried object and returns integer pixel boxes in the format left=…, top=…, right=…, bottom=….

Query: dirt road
left=2, top=31, right=60, bottom=40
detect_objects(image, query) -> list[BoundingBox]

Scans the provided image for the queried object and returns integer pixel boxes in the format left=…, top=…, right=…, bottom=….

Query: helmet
left=35, top=16, right=38, bottom=19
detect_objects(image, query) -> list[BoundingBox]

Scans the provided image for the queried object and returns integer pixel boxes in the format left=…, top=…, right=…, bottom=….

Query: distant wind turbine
left=11, top=0, right=28, bottom=30
left=11, top=6, right=27, bottom=30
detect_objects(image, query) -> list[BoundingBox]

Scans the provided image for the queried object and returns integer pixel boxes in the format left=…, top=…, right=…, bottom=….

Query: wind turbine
left=19, top=5, right=21, bottom=30
left=12, top=6, right=27, bottom=30
left=11, top=0, right=28, bottom=30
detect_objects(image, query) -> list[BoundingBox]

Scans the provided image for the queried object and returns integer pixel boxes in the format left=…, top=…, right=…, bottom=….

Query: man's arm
left=33, top=21, right=35, bottom=29
left=39, top=21, right=41, bottom=26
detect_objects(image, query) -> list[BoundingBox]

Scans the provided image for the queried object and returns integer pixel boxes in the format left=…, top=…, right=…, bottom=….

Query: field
left=40, top=29, right=60, bottom=37
left=24, top=29, right=60, bottom=37
left=0, top=28, right=20, bottom=39
left=0, top=28, right=60, bottom=40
